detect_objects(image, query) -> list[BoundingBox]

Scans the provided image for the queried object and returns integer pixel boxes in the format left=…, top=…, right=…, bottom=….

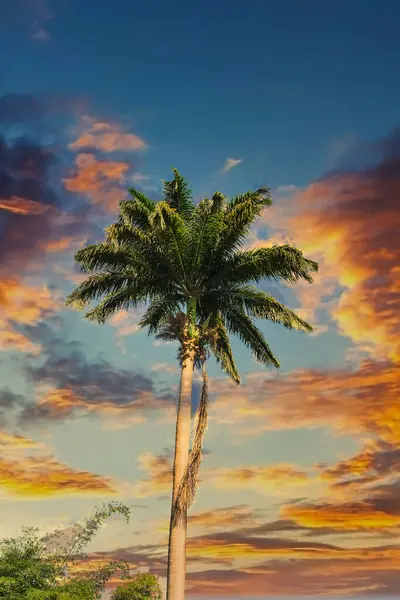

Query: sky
left=0, top=0, right=399, bottom=597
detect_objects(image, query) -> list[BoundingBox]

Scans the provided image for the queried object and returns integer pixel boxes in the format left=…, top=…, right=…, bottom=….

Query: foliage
left=0, top=502, right=131, bottom=599
left=66, top=169, right=319, bottom=527
left=66, top=170, right=318, bottom=383
left=111, top=573, right=163, bottom=600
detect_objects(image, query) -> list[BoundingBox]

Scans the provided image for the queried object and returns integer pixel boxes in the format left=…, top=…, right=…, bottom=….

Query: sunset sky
left=0, top=0, right=399, bottom=597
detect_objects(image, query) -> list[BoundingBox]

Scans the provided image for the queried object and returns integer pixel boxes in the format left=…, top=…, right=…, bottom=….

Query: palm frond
left=83, top=288, right=146, bottom=324
left=154, top=312, right=188, bottom=343
left=208, top=315, right=240, bottom=384
left=225, top=187, right=272, bottom=215
left=105, top=222, right=180, bottom=285
left=163, top=168, right=194, bottom=219
left=118, top=198, right=152, bottom=230
left=73, top=243, right=137, bottom=274
left=216, top=188, right=272, bottom=258
left=127, top=187, right=157, bottom=212
left=208, top=244, right=319, bottom=288
left=206, top=286, right=313, bottom=332
left=139, top=295, right=185, bottom=335
left=65, top=273, right=137, bottom=310
left=225, top=308, right=280, bottom=368
left=187, top=197, right=223, bottom=274
left=149, top=201, right=190, bottom=284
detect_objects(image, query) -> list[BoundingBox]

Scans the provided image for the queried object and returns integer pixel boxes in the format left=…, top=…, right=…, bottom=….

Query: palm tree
left=65, top=169, right=318, bottom=600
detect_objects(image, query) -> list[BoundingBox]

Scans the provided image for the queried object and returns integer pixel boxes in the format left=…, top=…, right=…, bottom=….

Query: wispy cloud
left=69, top=117, right=148, bottom=152
left=222, top=157, right=243, bottom=172
left=29, top=0, right=54, bottom=42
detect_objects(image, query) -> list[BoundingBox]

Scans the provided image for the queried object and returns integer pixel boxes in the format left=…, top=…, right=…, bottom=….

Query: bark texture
left=166, top=352, right=194, bottom=600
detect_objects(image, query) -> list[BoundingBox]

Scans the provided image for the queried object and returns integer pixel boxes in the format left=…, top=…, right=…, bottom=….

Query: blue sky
left=2, top=0, right=400, bottom=190
left=0, top=0, right=399, bottom=597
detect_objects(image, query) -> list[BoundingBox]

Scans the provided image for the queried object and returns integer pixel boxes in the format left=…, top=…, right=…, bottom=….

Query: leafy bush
left=111, top=573, right=163, bottom=600
left=0, top=502, right=131, bottom=599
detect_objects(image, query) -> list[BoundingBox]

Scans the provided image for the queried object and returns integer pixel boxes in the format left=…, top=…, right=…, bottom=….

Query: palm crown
left=66, top=168, right=318, bottom=383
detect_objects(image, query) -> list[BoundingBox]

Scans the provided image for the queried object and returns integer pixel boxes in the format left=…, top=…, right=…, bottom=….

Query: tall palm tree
left=65, top=169, right=318, bottom=600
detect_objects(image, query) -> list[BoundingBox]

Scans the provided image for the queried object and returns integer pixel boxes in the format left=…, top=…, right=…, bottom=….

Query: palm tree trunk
left=166, top=351, right=194, bottom=600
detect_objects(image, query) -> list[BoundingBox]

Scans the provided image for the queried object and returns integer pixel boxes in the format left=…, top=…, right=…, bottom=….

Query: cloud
left=0, top=430, right=45, bottom=450
left=0, top=196, right=52, bottom=215
left=79, top=546, right=168, bottom=581
left=0, top=426, right=139, bottom=499
left=188, top=505, right=265, bottom=532
left=0, top=390, right=27, bottom=428
left=208, top=464, right=309, bottom=494
left=0, top=450, right=117, bottom=498
left=133, top=451, right=309, bottom=499
left=185, top=547, right=400, bottom=596
left=63, top=152, right=131, bottom=211
left=0, top=279, right=62, bottom=353
left=282, top=497, right=400, bottom=533
left=0, top=327, right=41, bottom=354
left=186, top=530, right=347, bottom=566
left=320, top=439, right=400, bottom=490
left=69, top=117, right=148, bottom=152
left=8, top=323, right=175, bottom=428
left=249, top=129, right=400, bottom=356
left=134, top=452, right=172, bottom=498
left=151, top=363, right=180, bottom=376
left=0, top=279, right=62, bottom=326
left=274, top=129, right=399, bottom=363
left=29, top=0, right=54, bottom=42
left=131, top=172, right=150, bottom=183
left=0, top=102, right=94, bottom=278
left=0, top=93, right=46, bottom=124
left=212, top=358, right=399, bottom=445
left=109, top=309, right=143, bottom=353
left=222, top=157, right=242, bottom=172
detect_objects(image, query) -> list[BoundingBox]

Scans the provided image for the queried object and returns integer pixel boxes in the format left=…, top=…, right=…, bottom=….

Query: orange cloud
left=186, top=545, right=400, bottom=596
left=209, top=464, right=309, bottom=494
left=287, top=155, right=399, bottom=362
left=0, top=431, right=45, bottom=449
left=30, top=387, right=156, bottom=427
left=0, top=327, right=40, bottom=354
left=0, top=279, right=61, bottom=353
left=40, top=235, right=88, bottom=253
left=282, top=500, right=400, bottom=532
left=0, top=454, right=116, bottom=498
left=186, top=530, right=384, bottom=565
left=294, top=190, right=397, bottom=362
left=320, top=439, right=400, bottom=490
left=69, top=117, right=148, bottom=152
left=213, top=357, right=399, bottom=445
left=0, top=195, right=51, bottom=215
left=0, top=279, right=62, bottom=325
left=134, top=452, right=309, bottom=500
left=63, top=152, right=130, bottom=211
left=189, top=506, right=266, bottom=532
left=253, top=134, right=400, bottom=364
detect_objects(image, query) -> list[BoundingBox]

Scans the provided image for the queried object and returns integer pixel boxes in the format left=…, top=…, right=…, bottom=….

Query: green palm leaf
left=163, top=168, right=194, bottom=219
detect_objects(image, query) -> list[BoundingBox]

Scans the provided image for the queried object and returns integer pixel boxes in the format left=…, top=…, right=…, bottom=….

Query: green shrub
left=111, top=573, right=163, bottom=600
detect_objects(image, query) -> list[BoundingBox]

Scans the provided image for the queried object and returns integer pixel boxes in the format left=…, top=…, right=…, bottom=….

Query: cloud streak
left=69, top=117, right=148, bottom=152
left=222, top=157, right=242, bottom=172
